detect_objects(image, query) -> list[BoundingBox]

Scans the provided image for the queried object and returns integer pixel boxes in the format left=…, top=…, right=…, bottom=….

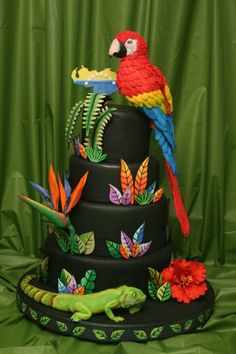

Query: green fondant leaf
left=184, top=319, right=193, bottom=331
left=73, top=326, right=86, bottom=336
left=41, top=257, right=49, bottom=283
left=148, top=280, right=158, bottom=300
left=56, top=321, right=68, bottom=332
left=85, top=146, right=107, bottom=163
left=135, top=190, right=154, bottom=205
left=93, top=329, right=107, bottom=340
left=157, top=282, right=171, bottom=302
left=150, top=326, right=163, bottom=338
left=69, top=233, right=79, bottom=254
left=21, top=303, right=27, bottom=313
left=198, top=313, right=205, bottom=323
left=133, top=330, right=148, bottom=340
left=82, top=93, right=107, bottom=137
left=170, top=323, right=182, bottom=333
left=40, top=316, right=51, bottom=325
left=80, top=269, right=96, bottom=294
left=65, top=101, right=84, bottom=149
left=29, top=308, right=38, bottom=320
left=110, top=329, right=125, bottom=340
left=93, top=106, right=116, bottom=148
left=106, top=240, right=122, bottom=258
left=79, top=231, right=95, bottom=255
left=76, top=235, right=86, bottom=254
left=55, top=228, right=70, bottom=253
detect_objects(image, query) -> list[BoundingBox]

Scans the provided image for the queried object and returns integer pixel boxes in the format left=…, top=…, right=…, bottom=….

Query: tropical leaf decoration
left=82, top=93, right=107, bottom=137
left=93, top=106, right=117, bottom=147
left=79, top=231, right=95, bottom=255
left=111, top=329, right=126, bottom=341
left=148, top=267, right=172, bottom=302
left=106, top=222, right=152, bottom=259
left=134, top=157, right=149, bottom=196
left=120, top=159, right=134, bottom=204
left=150, top=327, right=163, bottom=338
left=135, top=190, right=154, bottom=205
left=58, top=268, right=96, bottom=295
left=106, top=241, right=122, bottom=258
left=78, top=269, right=97, bottom=294
left=85, top=146, right=107, bottom=163
left=93, top=329, right=107, bottom=340
left=108, top=158, right=163, bottom=206
left=133, top=330, right=148, bottom=340
left=65, top=101, right=84, bottom=149
left=73, top=326, right=86, bottom=336
left=157, top=282, right=171, bottom=302
left=18, top=166, right=94, bottom=256
left=153, top=188, right=164, bottom=203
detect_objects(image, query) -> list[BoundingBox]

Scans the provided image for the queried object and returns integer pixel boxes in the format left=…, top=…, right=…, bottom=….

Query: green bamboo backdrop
left=0, top=0, right=235, bottom=264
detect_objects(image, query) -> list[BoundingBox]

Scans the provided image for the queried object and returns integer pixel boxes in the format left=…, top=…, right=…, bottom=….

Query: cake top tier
left=84, top=105, right=152, bottom=163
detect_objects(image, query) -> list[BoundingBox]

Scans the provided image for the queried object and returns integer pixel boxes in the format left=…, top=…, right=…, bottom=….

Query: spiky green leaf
left=93, top=107, right=116, bottom=147
left=85, top=146, right=107, bottom=163
left=56, top=321, right=68, bottom=332
left=65, top=101, right=84, bottom=149
left=135, top=190, right=154, bottom=205
left=73, top=326, right=86, bottom=336
left=82, top=93, right=107, bottom=137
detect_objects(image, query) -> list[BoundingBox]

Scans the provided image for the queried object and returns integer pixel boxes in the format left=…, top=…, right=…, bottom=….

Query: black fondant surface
left=69, top=196, right=169, bottom=256
left=45, top=234, right=172, bottom=293
left=17, top=270, right=215, bottom=342
left=91, top=105, right=151, bottom=162
left=69, top=155, right=160, bottom=203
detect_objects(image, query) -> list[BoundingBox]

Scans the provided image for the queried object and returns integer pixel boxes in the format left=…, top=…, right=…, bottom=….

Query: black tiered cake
left=45, top=106, right=172, bottom=293
left=17, top=101, right=214, bottom=342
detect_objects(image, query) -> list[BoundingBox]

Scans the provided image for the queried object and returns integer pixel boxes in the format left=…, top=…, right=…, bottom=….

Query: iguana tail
left=20, top=274, right=57, bottom=307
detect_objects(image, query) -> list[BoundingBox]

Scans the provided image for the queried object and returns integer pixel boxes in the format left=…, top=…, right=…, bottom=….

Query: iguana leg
left=129, top=304, right=142, bottom=314
left=70, top=302, right=92, bottom=322
left=105, top=300, right=124, bottom=322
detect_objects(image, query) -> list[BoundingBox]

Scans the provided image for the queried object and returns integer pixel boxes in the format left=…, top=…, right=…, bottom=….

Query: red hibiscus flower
left=162, top=259, right=207, bottom=304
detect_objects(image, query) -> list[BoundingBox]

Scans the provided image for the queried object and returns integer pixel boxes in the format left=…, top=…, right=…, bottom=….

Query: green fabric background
left=0, top=0, right=235, bottom=352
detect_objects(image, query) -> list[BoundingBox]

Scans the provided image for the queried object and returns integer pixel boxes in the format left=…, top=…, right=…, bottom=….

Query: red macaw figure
left=109, top=30, right=190, bottom=236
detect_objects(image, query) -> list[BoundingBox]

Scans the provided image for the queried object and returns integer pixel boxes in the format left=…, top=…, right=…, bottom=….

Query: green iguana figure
left=20, top=274, right=146, bottom=322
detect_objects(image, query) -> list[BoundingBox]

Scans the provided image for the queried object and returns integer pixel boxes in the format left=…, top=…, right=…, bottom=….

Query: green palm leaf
left=82, top=93, right=107, bottom=137
left=65, top=101, right=84, bottom=149
left=93, top=107, right=117, bottom=147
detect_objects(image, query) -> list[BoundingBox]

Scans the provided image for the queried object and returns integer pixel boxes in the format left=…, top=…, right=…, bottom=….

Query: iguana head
left=120, top=286, right=146, bottom=310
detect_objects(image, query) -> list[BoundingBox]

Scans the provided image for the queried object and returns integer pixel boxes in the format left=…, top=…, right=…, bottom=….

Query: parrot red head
left=109, top=30, right=148, bottom=58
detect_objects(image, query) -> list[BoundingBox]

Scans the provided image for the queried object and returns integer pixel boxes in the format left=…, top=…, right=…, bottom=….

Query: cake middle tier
left=69, top=196, right=169, bottom=257
left=45, top=234, right=172, bottom=294
left=69, top=155, right=160, bottom=203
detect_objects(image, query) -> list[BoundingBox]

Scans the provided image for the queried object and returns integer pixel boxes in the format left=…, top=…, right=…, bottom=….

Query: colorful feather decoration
left=134, top=157, right=149, bottom=196
left=106, top=222, right=152, bottom=259
left=120, top=159, right=134, bottom=204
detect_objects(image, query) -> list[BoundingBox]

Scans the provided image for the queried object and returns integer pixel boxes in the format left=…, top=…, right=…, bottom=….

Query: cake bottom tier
left=45, top=234, right=172, bottom=293
left=17, top=271, right=214, bottom=343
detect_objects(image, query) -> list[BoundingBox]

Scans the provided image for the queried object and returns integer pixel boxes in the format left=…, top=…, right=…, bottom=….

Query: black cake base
left=17, top=270, right=214, bottom=343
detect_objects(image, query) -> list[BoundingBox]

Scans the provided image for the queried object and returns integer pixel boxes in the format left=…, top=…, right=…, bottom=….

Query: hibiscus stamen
left=180, top=275, right=193, bottom=287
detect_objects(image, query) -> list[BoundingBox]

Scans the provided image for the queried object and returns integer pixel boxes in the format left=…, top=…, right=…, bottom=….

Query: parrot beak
left=109, top=38, right=127, bottom=58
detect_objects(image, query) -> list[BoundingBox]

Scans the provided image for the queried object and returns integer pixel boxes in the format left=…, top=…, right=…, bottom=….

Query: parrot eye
left=126, top=39, right=133, bottom=45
